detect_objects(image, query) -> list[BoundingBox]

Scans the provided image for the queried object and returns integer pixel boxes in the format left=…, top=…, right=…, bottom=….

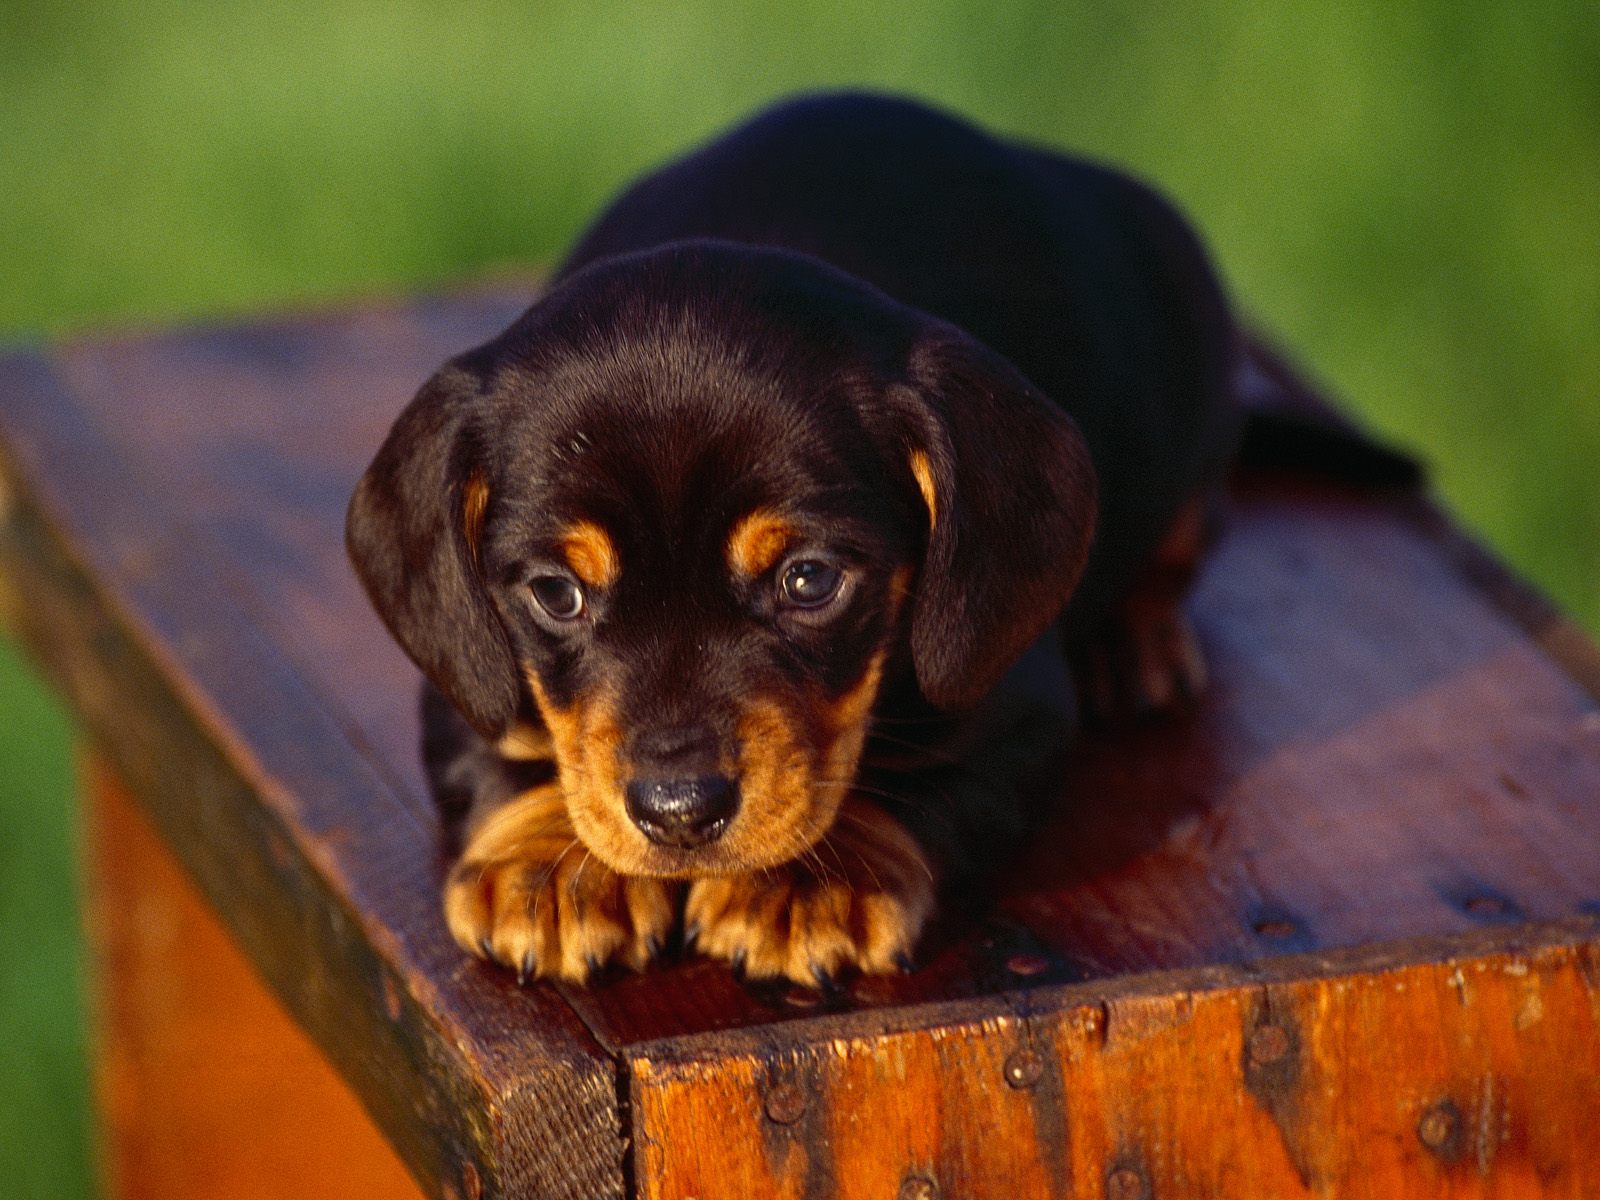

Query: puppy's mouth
left=534, top=655, right=885, bottom=878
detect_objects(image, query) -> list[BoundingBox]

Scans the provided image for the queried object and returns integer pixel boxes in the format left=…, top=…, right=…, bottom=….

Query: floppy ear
left=889, top=327, right=1098, bottom=711
left=346, top=364, right=520, bottom=738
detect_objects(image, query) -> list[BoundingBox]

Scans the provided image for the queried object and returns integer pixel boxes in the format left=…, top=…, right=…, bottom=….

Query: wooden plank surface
left=85, top=757, right=425, bottom=1200
left=2, top=281, right=1599, bottom=1196
left=628, top=921, right=1600, bottom=1198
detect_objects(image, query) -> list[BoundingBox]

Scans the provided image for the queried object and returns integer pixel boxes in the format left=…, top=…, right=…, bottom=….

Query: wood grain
left=630, top=922, right=1600, bottom=1198
left=85, top=757, right=425, bottom=1200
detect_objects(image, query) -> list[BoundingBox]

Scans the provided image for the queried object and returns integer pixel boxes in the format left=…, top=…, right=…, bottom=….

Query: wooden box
left=1, top=282, right=1596, bottom=1199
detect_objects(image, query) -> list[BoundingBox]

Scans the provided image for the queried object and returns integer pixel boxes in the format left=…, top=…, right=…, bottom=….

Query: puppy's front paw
left=443, top=785, right=677, bottom=982
left=684, top=799, right=936, bottom=985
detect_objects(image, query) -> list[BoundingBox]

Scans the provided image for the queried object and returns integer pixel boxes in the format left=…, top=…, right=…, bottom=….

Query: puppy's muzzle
left=625, top=775, right=739, bottom=848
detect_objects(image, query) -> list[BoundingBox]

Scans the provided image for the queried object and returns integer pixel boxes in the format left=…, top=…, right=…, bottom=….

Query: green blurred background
left=1, top=2, right=1595, bottom=1195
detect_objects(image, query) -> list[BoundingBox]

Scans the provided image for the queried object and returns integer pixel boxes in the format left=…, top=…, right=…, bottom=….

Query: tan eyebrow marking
left=462, top=470, right=490, bottom=565
left=726, top=509, right=796, bottom=577
left=908, top=450, right=937, bottom=527
left=558, top=520, right=621, bottom=589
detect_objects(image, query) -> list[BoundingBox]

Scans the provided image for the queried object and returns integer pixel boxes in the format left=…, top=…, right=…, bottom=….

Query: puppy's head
left=348, top=241, right=1095, bottom=877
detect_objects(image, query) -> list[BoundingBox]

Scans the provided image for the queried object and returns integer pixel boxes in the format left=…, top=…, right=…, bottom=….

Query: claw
left=517, top=950, right=535, bottom=986
left=893, top=950, right=916, bottom=974
left=811, top=963, right=842, bottom=995
left=683, top=922, right=701, bottom=952
left=585, top=954, right=603, bottom=980
left=645, top=933, right=665, bottom=963
left=731, top=947, right=748, bottom=979
left=478, top=936, right=495, bottom=960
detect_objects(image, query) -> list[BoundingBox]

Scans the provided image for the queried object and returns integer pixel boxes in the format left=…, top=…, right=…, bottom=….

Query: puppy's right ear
left=885, top=328, right=1098, bottom=712
left=346, top=364, right=519, bottom=739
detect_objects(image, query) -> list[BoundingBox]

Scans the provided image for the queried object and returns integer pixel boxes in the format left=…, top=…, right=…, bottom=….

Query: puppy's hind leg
left=1072, top=492, right=1218, bottom=723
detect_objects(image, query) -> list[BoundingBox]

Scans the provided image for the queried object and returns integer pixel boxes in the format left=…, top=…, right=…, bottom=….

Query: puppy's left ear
left=346, top=363, right=521, bottom=739
left=886, top=327, right=1098, bottom=711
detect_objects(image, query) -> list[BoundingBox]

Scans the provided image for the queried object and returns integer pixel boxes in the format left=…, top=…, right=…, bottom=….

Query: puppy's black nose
left=625, top=776, right=738, bottom=848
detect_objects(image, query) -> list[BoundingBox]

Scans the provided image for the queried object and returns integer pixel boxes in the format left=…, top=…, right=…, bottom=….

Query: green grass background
left=1, top=2, right=1595, bottom=1194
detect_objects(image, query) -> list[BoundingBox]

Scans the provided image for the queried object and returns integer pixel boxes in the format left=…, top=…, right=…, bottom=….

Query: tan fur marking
left=559, top=520, right=620, bottom=589
left=526, top=674, right=581, bottom=762
left=461, top=471, right=490, bottom=565
left=444, top=779, right=678, bottom=982
left=526, top=671, right=640, bottom=875
left=722, top=649, right=888, bottom=874
left=827, top=650, right=887, bottom=729
left=454, top=781, right=568, bottom=870
left=684, top=796, right=935, bottom=982
left=908, top=450, right=938, bottom=527
left=520, top=639, right=889, bottom=889
left=447, top=667, right=691, bottom=981
left=819, top=649, right=886, bottom=783
left=886, top=565, right=914, bottom=626
left=728, top=697, right=818, bottom=869
left=726, top=509, right=796, bottom=577
left=675, top=652, right=915, bottom=979
left=495, top=720, right=554, bottom=762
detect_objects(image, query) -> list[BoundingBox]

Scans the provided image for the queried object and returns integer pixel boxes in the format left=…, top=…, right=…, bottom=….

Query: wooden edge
left=628, top=927, right=1600, bottom=1198
left=1403, top=496, right=1600, bottom=703
left=626, top=917, right=1600, bottom=1067
left=0, top=352, right=627, bottom=1200
left=1242, top=330, right=1600, bottom=701
left=0, top=271, right=543, bottom=353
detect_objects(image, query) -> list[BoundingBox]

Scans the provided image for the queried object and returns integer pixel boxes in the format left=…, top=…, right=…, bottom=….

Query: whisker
left=494, top=813, right=576, bottom=841
left=812, top=779, right=917, bottom=806
left=817, top=833, right=858, bottom=886
left=567, top=848, right=594, bottom=901
left=831, top=810, right=937, bottom=887
left=835, top=835, right=886, bottom=894
left=801, top=845, right=830, bottom=883
left=531, top=837, right=583, bottom=929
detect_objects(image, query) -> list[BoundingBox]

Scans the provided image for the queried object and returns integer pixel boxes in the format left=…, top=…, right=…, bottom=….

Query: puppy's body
left=349, top=93, right=1242, bottom=985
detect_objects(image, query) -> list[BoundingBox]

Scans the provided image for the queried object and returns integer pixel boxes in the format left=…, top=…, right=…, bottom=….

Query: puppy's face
left=348, top=242, right=1097, bottom=878
left=474, top=340, right=923, bottom=877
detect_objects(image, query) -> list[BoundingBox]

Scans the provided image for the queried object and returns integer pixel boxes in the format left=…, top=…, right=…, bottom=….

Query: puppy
left=347, top=92, right=1243, bottom=986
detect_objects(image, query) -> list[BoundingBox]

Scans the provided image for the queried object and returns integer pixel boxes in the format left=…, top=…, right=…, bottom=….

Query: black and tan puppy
left=347, top=93, right=1245, bottom=986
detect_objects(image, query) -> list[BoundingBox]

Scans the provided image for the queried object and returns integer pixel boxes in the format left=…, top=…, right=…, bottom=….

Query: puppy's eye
left=778, top=559, right=844, bottom=608
left=530, top=575, right=585, bottom=621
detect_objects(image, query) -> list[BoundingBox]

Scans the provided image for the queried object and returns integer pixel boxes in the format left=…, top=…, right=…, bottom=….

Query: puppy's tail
left=1233, top=337, right=1425, bottom=490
